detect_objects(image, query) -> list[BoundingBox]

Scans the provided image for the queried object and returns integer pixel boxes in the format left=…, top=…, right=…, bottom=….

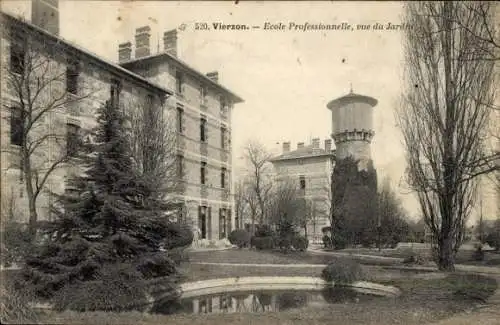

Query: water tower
left=326, top=89, right=377, bottom=170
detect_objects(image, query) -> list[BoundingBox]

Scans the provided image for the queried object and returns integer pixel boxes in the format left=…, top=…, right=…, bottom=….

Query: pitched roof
left=1, top=12, right=173, bottom=96
left=270, top=145, right=335, bottom=162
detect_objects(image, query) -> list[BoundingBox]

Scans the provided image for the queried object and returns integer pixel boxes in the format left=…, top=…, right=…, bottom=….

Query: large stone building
left=0, top=1, right=243, bottom=242
left=270, top=139, right=335, bottom=243
left=117, top=26, right=243, bottom=241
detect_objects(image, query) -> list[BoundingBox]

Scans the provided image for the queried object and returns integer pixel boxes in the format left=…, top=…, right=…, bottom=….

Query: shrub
left=322, top=235, right=333, bottom=249
left=0, top=271, right=39, bottom=323
left=0, top=221, right=33, bottom=268
left=277, top=236, right=293, bottom=251
left=402, top=251, right=429, bottom=265
left=255, top=224, right=275, bottom=237
left=321, top=259, right=364, bottom=284
left=321, top=226, right=332, bottom=234
left=472, top=245, right=485, bottom=261
left=228, top=229, right=251, bottom=248
left=485, top=232, right=500, bottom=251
left=163, top=223, right=194, bottom=250
left=253, top=236, right=275, bottom=250
left=292, top=235, right=308, bottom=251
left=52, top=264, right=149, bottom=312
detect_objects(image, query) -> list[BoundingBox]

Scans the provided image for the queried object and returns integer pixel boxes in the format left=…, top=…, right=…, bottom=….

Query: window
left=177, top=154, right=184, bottom=178
left=10, top=32, right=26, bottom=74
left=200, top=117, right=207, bottom=142
left=221, top=167, right=226, bottom=188
left=175, top=71, right=183, bottom=94
left=110, top=79, right=121, bottom=107
left=200, top=85, right=207, bottom=103
left=10, top=107, right=24, bottom=146
left=176, top=105, right=183, bottom=133
left=220, top=97, right=227, bottom=113
left=220, top=126, right=226, bottom=149
left=146, top=94, right=154, bottom=107
left=66, top=123, right=81, bottom=157
left=219, top=208, right=227, bottom=239
left=299, top=175, right=306, bottom=190
left=200, top=161, right=207, bottom=185
left=66, top=60, right=79, bottom=95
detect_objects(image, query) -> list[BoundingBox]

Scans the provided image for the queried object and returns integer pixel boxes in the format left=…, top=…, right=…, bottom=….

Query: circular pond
left=151, top=287, right=390, bottom=315
left=149, top=277, right=401, bottom=315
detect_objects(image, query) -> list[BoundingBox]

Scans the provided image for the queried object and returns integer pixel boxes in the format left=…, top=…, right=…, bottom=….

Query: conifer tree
left=21, top=100, right=180, bottom=311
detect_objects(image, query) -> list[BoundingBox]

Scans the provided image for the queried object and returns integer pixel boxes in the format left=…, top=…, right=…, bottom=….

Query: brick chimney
left=163, top=29, right=178, bottom=56
left=325, top=139, right=332, bottom=152
left=206, top=71, right=219, bottom=83
left=297, top=142, right=305, bottom=149
left=312, top=138, right=320, bottom=149
left=118, top=42, right=132, bottom=63
left=282, top=142, right=290, bottom=153
left=32, top=0, right=59, bottom=36
left=135, top=26, right=151, bottom=58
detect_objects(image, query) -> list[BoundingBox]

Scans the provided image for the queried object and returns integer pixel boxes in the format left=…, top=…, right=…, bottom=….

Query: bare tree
left=243, top=141, right=273, bottom=225
left=234, top=179, right=247, bottom=229
left=2, top=21, right=93, bottom=237
left=397, top=2, right=497, bottom=270
left=268, top=177, right=306, bottom=238
left=127, top=96, right=179, bottom=207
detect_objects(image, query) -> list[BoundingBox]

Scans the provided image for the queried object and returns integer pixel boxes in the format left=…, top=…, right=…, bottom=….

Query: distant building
left=270, top=138, right=335, bottom=243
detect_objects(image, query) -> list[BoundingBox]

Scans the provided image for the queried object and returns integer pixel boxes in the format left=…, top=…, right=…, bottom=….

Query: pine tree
left=21, top=100, right=180, bottom=311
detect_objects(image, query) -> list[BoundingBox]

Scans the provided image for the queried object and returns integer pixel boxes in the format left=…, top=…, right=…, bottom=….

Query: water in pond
left=151, top=287, right=384, bottom=315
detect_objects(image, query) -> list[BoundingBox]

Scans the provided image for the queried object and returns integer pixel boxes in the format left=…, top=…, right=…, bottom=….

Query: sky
left=2, top=0, right=497, bottom=222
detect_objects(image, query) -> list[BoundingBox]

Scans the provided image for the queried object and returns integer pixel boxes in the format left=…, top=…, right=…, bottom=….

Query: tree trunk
left=437, top=233, right=455, bottom=271
left=24, top=155, right=38, bottom=239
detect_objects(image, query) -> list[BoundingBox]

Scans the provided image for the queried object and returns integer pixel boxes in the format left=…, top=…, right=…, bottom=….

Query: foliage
left=253, top=236, right=275, bottom=250
left=1, top=221, right=32, bottom=268
left=321, top=258, right=364, bottom=284
left=485, top=232, right=500, bottom=251
left=163, top=223, right=194, bottom=250
left=228, top=229, right=251, bottom=248
left=322, top=235, right=333, bottom=249
left=402, top=251, right=429, bottom=266
left=330, top=157, right=378, bottom=249
left=51, top=264, right=148, bottom=312
left=472, top=245, right=485, bottom=261
left=0, top=271, right=39, bottom=323
left=21, top=100, right=181, bottom=310
left=291, top=235, right=308, bottom=251
left=254, top=224, right=275, bottom=237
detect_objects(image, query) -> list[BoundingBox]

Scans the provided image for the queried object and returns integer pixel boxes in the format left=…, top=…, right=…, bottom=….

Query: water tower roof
left=327, top=92, right=378, bottom=110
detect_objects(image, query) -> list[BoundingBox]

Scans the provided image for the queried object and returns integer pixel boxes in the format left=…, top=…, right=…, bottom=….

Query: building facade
left=270, top=138, right=335, bottom=243
left=1, top=1, right=243, bottom=243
